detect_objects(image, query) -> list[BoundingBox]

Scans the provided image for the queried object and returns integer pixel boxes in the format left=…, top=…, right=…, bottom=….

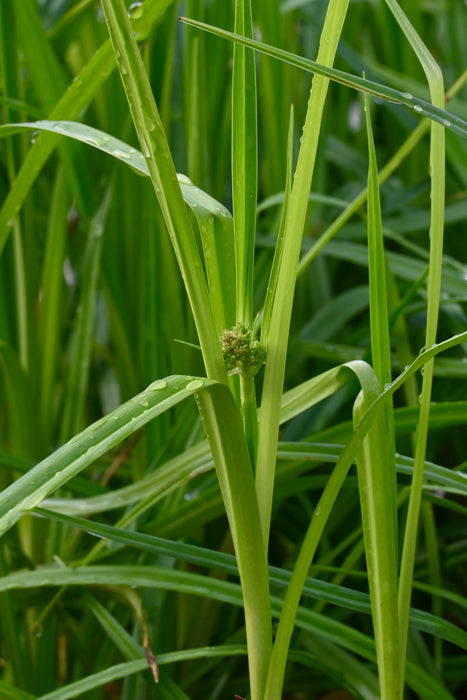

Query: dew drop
left=148, top=379, right=167, bottom=391
left=186, top=379, right=204, bottom=391
left=442, top=119, right=451, bottom=128
left=413, top=104, right=423, bottom=113
left=113, top=149, right=131, bottom=159
left=139, top=399, right=149, bottom=408
left=83, top=136, right=99, bottom=147
left=128, top=1, right=144, bottom=18
left=402, top=92, right=413, bottom=100
left=144, top=115, right=156, bottom=131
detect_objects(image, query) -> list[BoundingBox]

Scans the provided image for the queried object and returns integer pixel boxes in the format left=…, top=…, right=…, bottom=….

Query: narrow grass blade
left=296, top=69, right=467, bottom=278
left=261, top=104, right=294, bottom=344
left=184, top=182, right=236, bottom=333
left=101, top=0, right=225, bottom=382
left=59, top=190, right=111, bottom=441
left=353, top=383, right=401, bottom=700
left=255, top=0, right=288, bottom=194
left=180, top=17, right=467, bottom=139
left=256, top=0, right=350, bottom=548
left=361, top=92, right=400, bottom=698
left=365, top=99, right=393, bottom=390
left=232, top=0, right=257, bottom=327
left=31, top=647, right=248, bottom=700
left=0, top=375, right=216, bottom=536
left=36, top=506, right=467, bottom=649
left=0, top=562, right=460, bottom=699
left=38, top=170, right=69, bottom=445
left=185, top=31, right=206, bottom=187
left=383, top=3, right=446, bottom=690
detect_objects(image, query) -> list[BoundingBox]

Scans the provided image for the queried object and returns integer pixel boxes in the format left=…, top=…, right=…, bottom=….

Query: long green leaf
left=33, top=647, right=246, bottom=700
left=232, top=0, right=257, bottom=326
left=295, top=70, right=467, bottom=279
left=38, top=169, right=69, bottom=445
left=383, top=4, right=446, bottom=693
left=101, top=0, right=225, bottom=382
left=0, top=375, right=215, bottom=536
left=36, top=507, right=467, bottom=649
left=353, top=380, right=400, bottom=700
left=0, top=564, right=457, bottom=700
left=180, top=17, right=467, bottom=139
left=361, top=93, right=400, bottom=699
left=256, top=0, right=350, bottom=551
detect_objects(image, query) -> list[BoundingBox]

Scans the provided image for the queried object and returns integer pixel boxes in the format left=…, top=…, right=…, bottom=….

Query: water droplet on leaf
left=113, top=149, right=131, bottom=159
left=128, top=1, right=144, bottom=18
left=148, top=379, right=167, bottom=391
left=186, top=379, right=204, bottom=391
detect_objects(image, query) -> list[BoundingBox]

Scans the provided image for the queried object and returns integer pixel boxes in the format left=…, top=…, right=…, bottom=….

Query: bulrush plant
left=0, top=0, right=467, bottom=699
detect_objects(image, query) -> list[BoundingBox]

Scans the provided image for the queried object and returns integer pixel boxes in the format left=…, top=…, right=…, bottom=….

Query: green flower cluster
left=220, top=323, right=266, bottom=377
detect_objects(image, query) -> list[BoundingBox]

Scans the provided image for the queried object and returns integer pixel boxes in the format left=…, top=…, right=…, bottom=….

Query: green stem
left=240, top=372, right=258, bottom=468
left=194, top=383, right=272, bottom=700
left=101, top=0, right=227, bottom=383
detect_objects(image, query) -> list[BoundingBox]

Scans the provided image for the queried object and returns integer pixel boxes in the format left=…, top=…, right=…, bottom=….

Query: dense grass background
left=0, top=0, right=467, bottom=699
